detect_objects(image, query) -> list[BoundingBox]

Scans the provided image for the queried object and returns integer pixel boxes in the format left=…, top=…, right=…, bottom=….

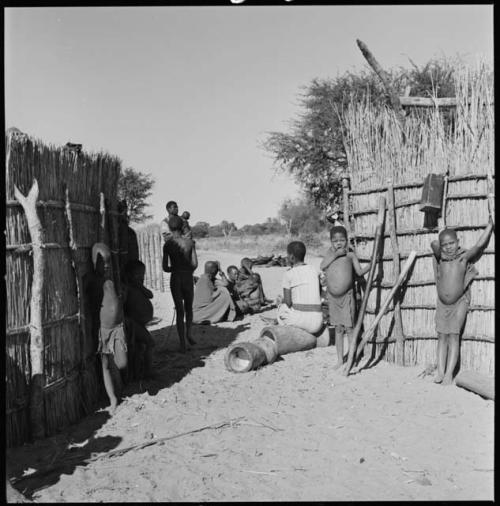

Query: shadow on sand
left=7, top=318, right=248, bottom=500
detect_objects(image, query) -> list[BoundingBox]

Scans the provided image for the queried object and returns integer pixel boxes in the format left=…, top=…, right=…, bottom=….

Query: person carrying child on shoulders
left=431, top=216, right=494, bottom=385
left=320, top=225, right=370, bottom=369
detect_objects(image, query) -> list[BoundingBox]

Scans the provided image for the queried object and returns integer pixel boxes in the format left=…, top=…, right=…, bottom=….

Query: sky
left=5, top=5, right=493, bottom=228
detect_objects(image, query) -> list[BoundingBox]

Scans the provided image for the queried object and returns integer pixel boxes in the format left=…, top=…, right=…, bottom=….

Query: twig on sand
left=90, top=417, right=245, bottom=462
left=12, top=417, right=245, bottom=484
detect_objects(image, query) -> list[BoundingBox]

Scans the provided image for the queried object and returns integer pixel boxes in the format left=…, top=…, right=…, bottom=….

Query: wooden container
left=419, top=174, right=445, bottom=213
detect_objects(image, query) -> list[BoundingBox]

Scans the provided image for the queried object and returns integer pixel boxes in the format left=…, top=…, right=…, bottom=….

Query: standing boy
left=163, top=215, right=198, bottom=352
left=431, top=218, right=493, bottom=385
left=160, top=201, right=179, bottom=242
left=122, top=260, right=155, bottom=379
left=320, top=226, right=370, bottom=369
left=277, top=241, right=324, bottom=334
left=85, top=243, right=128, bottom=413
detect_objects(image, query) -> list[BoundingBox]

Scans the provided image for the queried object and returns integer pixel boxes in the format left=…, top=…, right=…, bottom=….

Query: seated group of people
left=192, top=258, right=272, bottom=325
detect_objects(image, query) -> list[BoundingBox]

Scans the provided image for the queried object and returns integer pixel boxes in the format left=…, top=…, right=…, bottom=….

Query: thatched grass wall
left=341, top=63, right=494, bottom=375
left=136, top=225, right=168, bottom=292
left=6, top=129, right=122, bottom=447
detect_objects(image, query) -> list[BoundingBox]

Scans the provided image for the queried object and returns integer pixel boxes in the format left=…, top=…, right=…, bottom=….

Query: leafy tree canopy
left=262, top=56, right=459, bottom=211
left=117, top=167, right=155, bottom=224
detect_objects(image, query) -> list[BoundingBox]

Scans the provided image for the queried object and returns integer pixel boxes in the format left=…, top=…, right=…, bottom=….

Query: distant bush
left=298, top=232, right=324, bottom=250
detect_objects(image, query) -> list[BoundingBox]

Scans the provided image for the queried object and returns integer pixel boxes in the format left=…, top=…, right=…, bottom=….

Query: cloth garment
left=278, top=264, right=323, bottom=333
left=193, top=274, right=236, bottom=323
left=328, top=288, right=355, bottom=328
left=433, top=247, right=478, bottom=334
left=277, top=304, right=324, bottom=334
left=98, top=322, right=128, bottom=355
left=435, top=289, right=470, bottom=335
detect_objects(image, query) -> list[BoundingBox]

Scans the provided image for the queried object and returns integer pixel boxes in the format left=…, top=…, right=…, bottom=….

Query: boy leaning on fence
left=430, top=215, right=494, bottom=385
left=84, top=243, right=128, bottom=413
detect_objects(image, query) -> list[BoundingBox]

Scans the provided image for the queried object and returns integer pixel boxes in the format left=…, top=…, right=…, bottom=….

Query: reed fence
left=5, top=129, right=124, bottom=447
left=135, top=225, right=169, bottom=292
left=341, top=62, right=494, bottom=375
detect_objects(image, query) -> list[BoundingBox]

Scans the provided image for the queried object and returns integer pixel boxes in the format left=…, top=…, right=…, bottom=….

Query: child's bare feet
left=187, top=336, right=196, bottom=345
left=433, top=373, right=444, bottom=384
left=333, top=361, right=343, bottom=370
left=441, top=376, right=453, bottom=385
left=109, top=397, right=118, bottom=414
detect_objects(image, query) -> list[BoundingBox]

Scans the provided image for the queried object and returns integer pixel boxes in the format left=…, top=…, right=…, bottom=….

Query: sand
left=6, top=250, right=494, bottom=502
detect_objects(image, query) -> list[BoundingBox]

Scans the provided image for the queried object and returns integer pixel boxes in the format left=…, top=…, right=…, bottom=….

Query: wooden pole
left=356, top=39, right=405, bottom=123
left=487, top=174, right=495, bottom=226
left=14, top=179, right=46, bottom=440
left=341, top=174, right=353, bottom=246
left=438, top=173, right=449, bottom=230
left=355, top=250, right=417, bottom=363
left=343, top=196, right=386, bottom=376
left=386, top=181, right=404, bottom=365
left=99, top=192, right=106, bottom=244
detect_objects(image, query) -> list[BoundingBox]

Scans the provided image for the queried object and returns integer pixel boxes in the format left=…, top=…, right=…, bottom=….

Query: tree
left=220, top=220, right=237, bottom=239
left=191, top=221, right=210, bottom=239
left=117, top=167, right=155, bottom=223
left=262, top=57, right=462, bottom=211
left=278, top=197, right=323, bottom=236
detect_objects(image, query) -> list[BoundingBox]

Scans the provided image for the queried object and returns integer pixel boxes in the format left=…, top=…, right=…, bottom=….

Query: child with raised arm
left=87, top=243, right=128, bottom=413
left=431, top=217, right=494, bottom=385
left=163, top=215, right=198, bottom=353
left=320, top=226, right=370, bottom=369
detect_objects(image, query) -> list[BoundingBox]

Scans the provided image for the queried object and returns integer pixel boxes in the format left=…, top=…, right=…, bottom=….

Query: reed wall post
left=386, top=181, right=405, bottom=365
left=13, top=180, right=46, bottom=440
left=341, top=174, right=352, bottom=241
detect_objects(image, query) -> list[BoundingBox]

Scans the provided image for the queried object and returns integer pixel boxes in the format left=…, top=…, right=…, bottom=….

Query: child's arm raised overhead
left=430, top=239, right=441, bottom=260
left=463, top=217, right=494, bottom=262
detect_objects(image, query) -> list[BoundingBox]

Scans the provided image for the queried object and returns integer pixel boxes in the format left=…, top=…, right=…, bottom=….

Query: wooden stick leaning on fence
left=343, top=196, right=386, bottom=376
left=353, top=250, right=417, bottom=367
left=14, top=179, right=46, bottom=440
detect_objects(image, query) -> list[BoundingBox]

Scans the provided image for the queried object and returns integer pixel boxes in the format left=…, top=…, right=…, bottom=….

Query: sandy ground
left=7, top=250, right=494, bottom=502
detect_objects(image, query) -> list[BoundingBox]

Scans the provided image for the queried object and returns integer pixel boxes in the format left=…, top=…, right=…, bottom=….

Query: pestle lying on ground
left=224, top=325, right=328, bottom=373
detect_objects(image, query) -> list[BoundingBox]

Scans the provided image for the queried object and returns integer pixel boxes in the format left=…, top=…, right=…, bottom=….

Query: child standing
left=85, top=243, right=128, bottom=413
left=320, top=226, right=370, bottom=369
left=431, top=218, right=493, bottom=385
left=122, top=260, right=155, bottom=379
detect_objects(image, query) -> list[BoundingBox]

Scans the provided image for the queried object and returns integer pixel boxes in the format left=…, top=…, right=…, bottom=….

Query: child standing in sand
left=122, top=260, right=156, bottom=379
left=88, top=243, right=128, bottom=413
left=320, top=226, right=370, bottom=369
left=431, top=217, right=493, bottom=385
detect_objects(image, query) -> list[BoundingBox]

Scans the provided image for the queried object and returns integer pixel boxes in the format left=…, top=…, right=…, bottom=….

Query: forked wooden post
left=343, top=196, right=386, bottom=376
left=387, top=181, right=404, bottom=365
left=99, top=192, right=106, bottom=244
left=14, top=180, right=46, bottom=440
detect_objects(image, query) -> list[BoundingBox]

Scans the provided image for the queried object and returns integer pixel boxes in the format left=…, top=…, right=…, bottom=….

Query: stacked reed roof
left=6, top=129, right=122, bottom=447
left=340, top=63, right=494, bottom=374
